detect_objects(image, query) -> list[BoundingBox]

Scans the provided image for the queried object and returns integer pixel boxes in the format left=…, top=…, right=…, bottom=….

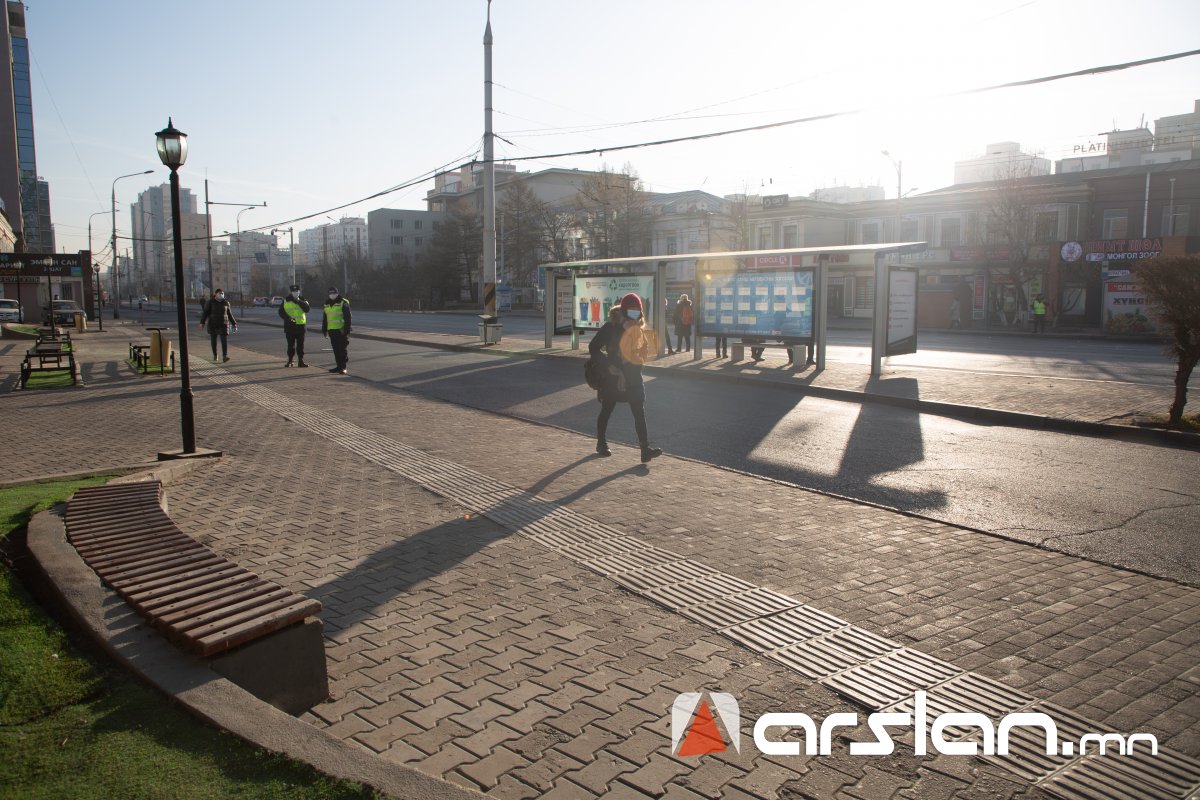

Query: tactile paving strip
left=197, top=364, right=1200, bottom=799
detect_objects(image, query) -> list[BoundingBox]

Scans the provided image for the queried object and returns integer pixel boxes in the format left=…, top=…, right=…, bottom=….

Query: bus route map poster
left=702, top=269, right=814, bottom=342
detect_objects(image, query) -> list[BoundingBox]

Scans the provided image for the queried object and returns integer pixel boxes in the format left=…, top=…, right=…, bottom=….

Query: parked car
left=0, top=298, right=21, bottom=322
left=46, top=300, right=86, bottom=325
left=269, top=296, right=284, bottom=307
left=252, top=296, right=270, bottom=307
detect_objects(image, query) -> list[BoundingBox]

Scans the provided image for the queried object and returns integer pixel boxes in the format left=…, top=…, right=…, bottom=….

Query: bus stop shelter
left=540, top=242, right=926, bottom=378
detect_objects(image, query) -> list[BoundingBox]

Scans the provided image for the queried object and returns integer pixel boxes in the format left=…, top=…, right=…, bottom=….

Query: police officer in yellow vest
left=1031, top=294, right=1047, bottom=334
left=279, top=284, right=311, bottom=367
left=322, top=286, right=352, bottom=374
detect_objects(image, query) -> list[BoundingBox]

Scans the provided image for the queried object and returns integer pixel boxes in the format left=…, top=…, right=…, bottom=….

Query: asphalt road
left=225, top=305, right=1177, bottom=386
left=213, top=318, right=1199, bottom=587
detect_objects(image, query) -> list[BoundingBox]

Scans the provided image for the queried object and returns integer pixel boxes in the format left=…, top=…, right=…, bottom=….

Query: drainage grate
left=979, top=702, right=1099, bottom=782
left=881, top=671, right=1037, bottom=741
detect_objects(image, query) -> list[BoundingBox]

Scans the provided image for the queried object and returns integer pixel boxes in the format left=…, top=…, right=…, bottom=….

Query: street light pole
left=155, top=117, right=212, bottom=459
left=272, top=227, right=295, bottom=286
left=207, top=197, right=266, bottom=297
left=87, top=210, right=107, bottom=331
left=236, top=206, right=256, bottom=303
left=111, top=169, right=153, bottom=319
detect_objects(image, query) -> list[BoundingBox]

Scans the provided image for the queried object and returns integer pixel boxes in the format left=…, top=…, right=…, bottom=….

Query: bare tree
left=498, top=179, right=544, bottom=287
left=574, top=164, right=651, bottom=258
left=1133, top=255, right=1200, bottom=424
left=984, top=165, right=1041, bottom=323
left=428, top=201, right=482, bottom=303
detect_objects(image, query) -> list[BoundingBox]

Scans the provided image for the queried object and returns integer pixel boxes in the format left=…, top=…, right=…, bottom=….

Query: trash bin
left=477, top=314, right=503, bottom=344
left=148, top=329, right=172, bottom=369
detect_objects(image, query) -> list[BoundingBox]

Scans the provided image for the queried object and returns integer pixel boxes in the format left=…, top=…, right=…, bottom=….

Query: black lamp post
left=156, top=117, right=198, bottom=456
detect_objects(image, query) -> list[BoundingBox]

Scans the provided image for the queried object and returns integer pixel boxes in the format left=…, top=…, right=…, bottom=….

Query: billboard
left=554, top=275, right=574, bottom=334
left=574, top=273, right=655, bottom=330
left=702, top=269, right=814, bottom=342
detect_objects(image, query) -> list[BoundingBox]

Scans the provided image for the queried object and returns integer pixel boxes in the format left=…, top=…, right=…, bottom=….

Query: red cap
left=619, top=293, right=643, bottom=314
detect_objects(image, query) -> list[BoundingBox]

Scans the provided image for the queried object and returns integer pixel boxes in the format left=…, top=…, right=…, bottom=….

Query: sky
left=26, top=0, right=1200, bottom=263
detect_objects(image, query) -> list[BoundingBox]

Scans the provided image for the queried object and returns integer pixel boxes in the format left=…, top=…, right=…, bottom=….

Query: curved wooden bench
left=65, top=481, right=327, bottom=713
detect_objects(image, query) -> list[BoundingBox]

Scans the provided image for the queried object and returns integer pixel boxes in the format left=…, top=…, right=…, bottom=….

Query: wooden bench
left=20, top=339, right=77, bottom=388
left=65, top=482, right=328, bottom=713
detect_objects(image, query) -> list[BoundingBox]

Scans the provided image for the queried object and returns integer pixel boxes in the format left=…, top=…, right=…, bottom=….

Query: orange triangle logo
left=677, top=700, right=727, bottom=756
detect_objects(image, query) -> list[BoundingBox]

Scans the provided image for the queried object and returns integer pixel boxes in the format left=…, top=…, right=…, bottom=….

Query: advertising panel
left=886, top=266, right=918, bottom=356
left=702, top=269, right=814, bottom=342
left=1103, top=279, right=1155, bottom=334
left=554, top=275, right=574, bottom=334
left=574, top=273, right=655, bottom=330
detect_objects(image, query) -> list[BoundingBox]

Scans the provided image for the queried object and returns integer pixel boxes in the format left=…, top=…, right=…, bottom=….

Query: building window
left=757, top=227, right=772, bottom=249
left=900, top=217, right=918, bottom=241
left=1034, top=211, right=1058, bottom=243
left=940, top=218, right=962, bottom=247
left=392, top=236, right=404, bottom=245
left=414, top=220, right=423, bottom=230
left=861, top=222, right=880, bottom=245
left=391, top=219, right=403, bottom=229
left=666, top=235, right=678, bottom=255
left=1102, top=209, right=1128, bottom=239
left=783, top=225, right=798, bottom=248
left=1162, top=204, right=1189, bottom=236
left=415, top=237, right=423, bottom=247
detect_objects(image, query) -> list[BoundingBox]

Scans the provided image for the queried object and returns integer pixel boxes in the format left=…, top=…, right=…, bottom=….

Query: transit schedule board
left=574, top=273, right=655, bottom=330
left=702, top=269, right=814, bottom=342
left=886, top=266, right=918, bottom=356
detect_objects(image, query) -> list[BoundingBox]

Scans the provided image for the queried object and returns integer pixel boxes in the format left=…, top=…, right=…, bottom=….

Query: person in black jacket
left=588, top=293, right=663, bottom=463
left=671, top=293, right=693, bottom=355
left=198, top=289, right=237, bottom=362
left=278, top=284, right=311, bottom=367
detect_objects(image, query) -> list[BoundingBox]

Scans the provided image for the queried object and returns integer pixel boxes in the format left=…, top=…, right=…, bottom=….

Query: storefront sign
left=762, top=194, right=789, bottom=208
left=950, top=246, right=1010, bottom=262
left=574, top=273, right=655, bottom=330
left=886, top=267, right=918, bottom=356
left=703, top=269, right=814, bottom=342
left=1060, top=239, right=1163, bottom=263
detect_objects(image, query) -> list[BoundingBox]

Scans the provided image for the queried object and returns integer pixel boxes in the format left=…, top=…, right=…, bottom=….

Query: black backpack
left=584, top=357, right=605, bottom=390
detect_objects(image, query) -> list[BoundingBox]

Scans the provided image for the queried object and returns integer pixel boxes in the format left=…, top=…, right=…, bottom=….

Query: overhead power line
left=492, top=48, right=1200, bottom=165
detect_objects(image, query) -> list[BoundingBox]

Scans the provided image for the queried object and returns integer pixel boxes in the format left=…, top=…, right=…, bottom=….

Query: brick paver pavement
left=3, top=325, right=1197, bottom=800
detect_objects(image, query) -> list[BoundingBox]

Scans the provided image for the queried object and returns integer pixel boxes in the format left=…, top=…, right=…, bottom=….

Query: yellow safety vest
left=283, top=299, right=306, bottom=325
left=1032, top=300, right=1046, bottom=315
left=325, top=299, right=348, bottom=330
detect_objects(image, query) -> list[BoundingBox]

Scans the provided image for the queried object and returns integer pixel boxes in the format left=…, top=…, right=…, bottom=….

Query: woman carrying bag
left=588, top=293, right=663, bottom=464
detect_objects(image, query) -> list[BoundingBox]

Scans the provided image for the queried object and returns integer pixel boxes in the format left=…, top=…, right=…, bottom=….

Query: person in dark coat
left=588, top=293, right=663, bottom=463
left=278, top=284, right=311, bottom=367
left=670, top=293, right=693, bottom=355
left=198, top=288, right=237, bottom=362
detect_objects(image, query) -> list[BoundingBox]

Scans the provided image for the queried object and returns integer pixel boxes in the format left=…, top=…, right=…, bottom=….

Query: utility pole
left=482, top=0, right=497, bottom=319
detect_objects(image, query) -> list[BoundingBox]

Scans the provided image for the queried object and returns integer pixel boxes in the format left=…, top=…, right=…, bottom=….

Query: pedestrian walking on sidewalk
left=199, top=289, right=236, bottom=362
left=279, top=284, right=311, bottom=367
left=671, top=294, right=693, bottom=355
left=588, top=293, right=663, bottom=463
left=322, top=286, right=352, bottom=374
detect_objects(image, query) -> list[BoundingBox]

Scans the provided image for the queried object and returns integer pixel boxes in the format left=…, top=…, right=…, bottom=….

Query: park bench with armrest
left=19, top=338, right=77, bottom=387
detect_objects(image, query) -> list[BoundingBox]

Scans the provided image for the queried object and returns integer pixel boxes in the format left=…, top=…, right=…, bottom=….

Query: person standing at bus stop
left=279, top=284, right=310, bottom=367
left=322, top=286, right=352, bottom=374
left=588, top=293, right=663, bottom=464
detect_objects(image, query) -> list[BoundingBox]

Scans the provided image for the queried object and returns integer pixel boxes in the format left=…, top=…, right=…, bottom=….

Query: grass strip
left=0, top=478, right=379, bottom=799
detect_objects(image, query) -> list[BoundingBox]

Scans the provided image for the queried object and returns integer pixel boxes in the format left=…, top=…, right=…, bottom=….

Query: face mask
left=215, top=293, right=225, bottom=300
left=625, top=309, right=641, bottom=320
left=328, top=293, right=338, bottom=300
left=289, top=291, right=297, bottom=298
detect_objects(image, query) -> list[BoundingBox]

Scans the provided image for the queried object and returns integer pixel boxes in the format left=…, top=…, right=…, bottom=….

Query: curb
left=23, top=466, right=481, bottom=800
left=241, top=317, right=1200, bottom=451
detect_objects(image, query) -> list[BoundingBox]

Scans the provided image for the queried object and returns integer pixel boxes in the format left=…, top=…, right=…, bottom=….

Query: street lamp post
left=236, top=206, right=256, bottom=304
left=206, top=194, right=266, bottom=297
left=111, top=169, right=153, bottom=319
left=154, top=117, right=205, bottom=458
left=87, top=210, right=107, bottom=331
left=272, top=227, right=295, bottom=286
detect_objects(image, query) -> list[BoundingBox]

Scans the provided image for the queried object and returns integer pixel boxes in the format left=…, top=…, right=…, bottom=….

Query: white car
left=0, top=298, right=21, bottom=322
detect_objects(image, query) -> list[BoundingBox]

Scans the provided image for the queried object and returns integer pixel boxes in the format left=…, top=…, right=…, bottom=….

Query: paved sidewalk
left=5, top=328, right=1198, bottom=799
